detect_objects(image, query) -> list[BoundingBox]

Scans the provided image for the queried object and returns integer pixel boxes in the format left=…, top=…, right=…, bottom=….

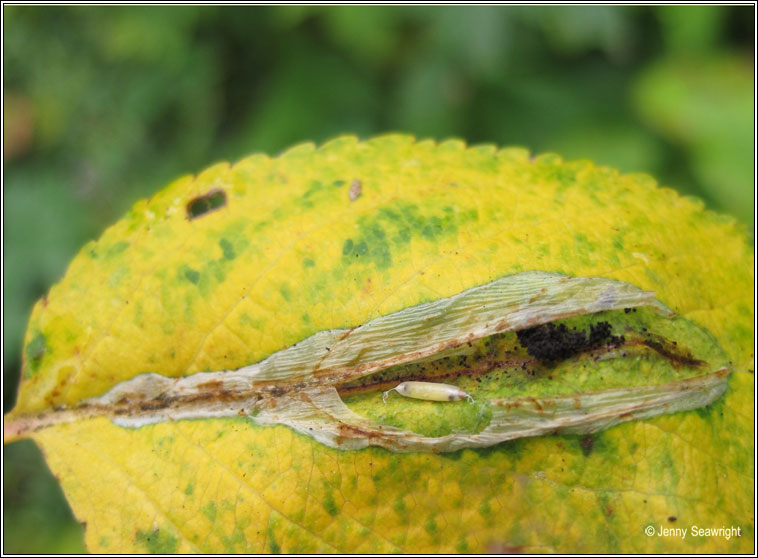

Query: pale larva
left=382, top=381, right=474, bottom=403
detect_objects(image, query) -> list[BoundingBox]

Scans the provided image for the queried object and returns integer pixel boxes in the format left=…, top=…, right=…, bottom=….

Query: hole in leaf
left=186, top=189, right=227, bottom=220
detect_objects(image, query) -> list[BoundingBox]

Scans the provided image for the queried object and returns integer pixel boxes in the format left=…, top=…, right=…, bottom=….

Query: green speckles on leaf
left=220, top=524, right=247, bottom=553
left=549, top=165, right=578, bottom=196
left=149, top=433, right=178, bottom=456
left=735, top=303, right=751, bottom=318
left=176, top=234, right=246, bottom=298
left=366, top=222, right=387, bottom=242
left=340, top=202, right=477, bottom=270
left=644, top=267, right=665, bottom=286
left=24, top=331, right=47, bottom=377
left=280, top=283, right=292, bottom=302
left=658, top=449, right=680, bottom=487
left=207, top=260, right=227, bottom=284
left=440, top=449, right=464, bottom=461
left=343, top=239, right=370, bottom=259
left=322, top=490, right=338, bottom=517
left=239, top=312, right=262, bottom=329
left=479, top=499, right=493, bottom=520
left=573, top=232, right=597, bottom=265
left=133, top=299, right=144, bottom=327
left=341, top=237, right=378, bottom=268
left=693, top=395, right=722, bottom=421
left=135, top=528, right=178, bottom=554
left=299, top=179, right=327, bottom=208
left=106, top=241, right=129, bottom=259
left=424, top=516, right=439, bottom=536
left=202, top=501, right=217, bottom=522
left=108, top=266, right=129, bottom=287
left=183, top=267, right=201, bottom=285
left=184, top=482, right=194, bottom=496
left=211, top=220, right=250, bottom=264
left=420, top=216, right=445, bottom=240
left=219, top=238, right=235, bottom=261
left=393, top=496, right=407, bottom=515
left=612, top=232, right=625, bottom=252
left=267, top=526, right=280, bottom=554
left=302, top=257, right=315, bottom=268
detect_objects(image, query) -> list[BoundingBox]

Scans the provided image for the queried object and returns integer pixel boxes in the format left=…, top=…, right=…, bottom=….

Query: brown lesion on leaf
left=334, top=421, right=416, bottom=453
left=186, top=189, right=227, bottom=220
left=528, top=287, right=548, bottom=304
left=641, top=334, right=704, bottom=368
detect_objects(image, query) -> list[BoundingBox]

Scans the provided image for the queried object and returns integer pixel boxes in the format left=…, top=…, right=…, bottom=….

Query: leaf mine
left=4, top=271, right=730, bottom=452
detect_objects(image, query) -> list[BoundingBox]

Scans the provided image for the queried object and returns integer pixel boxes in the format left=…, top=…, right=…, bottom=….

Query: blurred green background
left=2, top=5, right=754, bottom=553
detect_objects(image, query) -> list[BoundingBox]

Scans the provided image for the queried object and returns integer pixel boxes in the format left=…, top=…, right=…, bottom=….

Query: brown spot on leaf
left=579, top=435, right=594, bottom=456
left=197, top=380, right=224, bottom=392
left=349, top=179, right=362, bottom=201
left=528, top=287, right=548, bottom=304
left=528, top=397, right=544, bottom=412
left=268, top=385, right=287, bottom=397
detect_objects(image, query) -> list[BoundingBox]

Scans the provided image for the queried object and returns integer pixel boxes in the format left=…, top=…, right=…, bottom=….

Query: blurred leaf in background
left=2, top=5, right=753, bottom=553
left=633, top=5, right=754, bottom=224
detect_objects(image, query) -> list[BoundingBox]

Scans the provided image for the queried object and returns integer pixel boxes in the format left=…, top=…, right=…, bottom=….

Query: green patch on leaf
left=219, top=238, right=236, bottom=261
left=267, top=526, right=280, bottom=554
left=201, top=501, right=217, bottom=522
left=106, top=241, right=130, bottom=259
left=24, top=331, right=47, bottom=377
left=340, top=202, right=477, bottom=270
left=322, top=490, right=338, bottom=517
left=183, top=267, right=201, bottom=285
left=135, top=528, right=178, bottom=554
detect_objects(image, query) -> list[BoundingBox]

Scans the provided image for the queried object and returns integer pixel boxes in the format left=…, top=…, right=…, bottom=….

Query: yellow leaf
left=5, top=135, right=754, bottom=552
